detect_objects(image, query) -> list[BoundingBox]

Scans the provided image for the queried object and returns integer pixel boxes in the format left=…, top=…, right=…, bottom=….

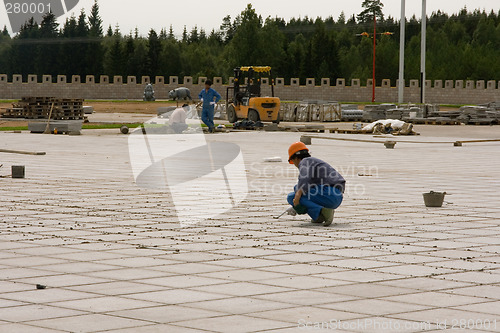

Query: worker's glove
left=210, top=101, right=216, bottom=105
left=286, top=207, right=297, bottom=216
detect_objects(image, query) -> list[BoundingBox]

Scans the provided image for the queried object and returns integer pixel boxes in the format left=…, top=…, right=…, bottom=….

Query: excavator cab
left=226, top=66, right=280, bottom=123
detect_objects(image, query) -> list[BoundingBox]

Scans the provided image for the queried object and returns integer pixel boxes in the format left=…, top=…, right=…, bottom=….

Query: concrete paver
left=1, top=127, right=500, bottom=332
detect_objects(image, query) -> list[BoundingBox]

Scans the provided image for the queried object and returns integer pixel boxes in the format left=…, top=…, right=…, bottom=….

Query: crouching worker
left=286, top=142, right=345, bottom=226
left=169, top=104, right=189, bottom=134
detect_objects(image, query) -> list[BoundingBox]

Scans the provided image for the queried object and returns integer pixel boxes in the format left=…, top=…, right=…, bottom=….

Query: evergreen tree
left=225, top=4, right=263, bottom=66
left=61, top=15, right=79, bottom=77
left=147, top=29, right=161, bottom=77
left=182, top=26, right=188, bottom=43
left=87, top=0, right=104, bottom=77
left=168, top=25, right=175, bottom=40
left=189, top=26, right=199, bottom=44
left=358, top=0, right=384, bottom=23
left=36, top=12, right=59, bottom=77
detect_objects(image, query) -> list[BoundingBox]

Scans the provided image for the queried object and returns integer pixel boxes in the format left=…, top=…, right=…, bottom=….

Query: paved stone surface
left=0, top=127, right=500, bottom=332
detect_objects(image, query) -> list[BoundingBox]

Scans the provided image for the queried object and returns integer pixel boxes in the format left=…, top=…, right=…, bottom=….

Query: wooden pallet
left=407, top=118, right=461, bottom=125
left=1, top=98, right=85, bottom=120
left=333, top=129, right=370, bottom=134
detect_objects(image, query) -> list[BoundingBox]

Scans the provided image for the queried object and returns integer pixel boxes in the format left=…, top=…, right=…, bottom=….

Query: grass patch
left=0, top=126, right=28, bottom=131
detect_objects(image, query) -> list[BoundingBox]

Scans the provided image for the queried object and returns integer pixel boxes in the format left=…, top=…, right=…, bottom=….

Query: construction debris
left=362, top=119, right=419, bottom=135
left=263, top=157, right=282, bottom=163
left=233, top=120, right=264, bottom=130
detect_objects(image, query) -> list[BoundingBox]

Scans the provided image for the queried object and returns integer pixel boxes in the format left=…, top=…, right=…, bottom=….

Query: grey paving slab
left=109, top=304, right=226, bottom=324
left=0, top=323, right=66, bottom=333
left=104, top=324, right=207, bottom=333
left=125, top=289, right=228, bottom=305
left=319, top=298, right=431, bottom=316
left=249, top=305, right=364, bottom=323
left=0, top=304, right=85, bottom=322
left=26, top=314, right=153, bottom=333
left=2, top=288, right=96, bottom=304
left=173, top=314, right=294, bottom=333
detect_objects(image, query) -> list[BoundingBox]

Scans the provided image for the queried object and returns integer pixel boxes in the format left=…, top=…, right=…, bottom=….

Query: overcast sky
left=1, top=0, right=498, bottom=36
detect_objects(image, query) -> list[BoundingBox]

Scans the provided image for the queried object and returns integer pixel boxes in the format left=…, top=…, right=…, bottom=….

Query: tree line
left=0, top=1, right=499, bottom=85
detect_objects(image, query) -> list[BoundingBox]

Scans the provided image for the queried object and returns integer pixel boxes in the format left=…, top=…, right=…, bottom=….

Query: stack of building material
left=341, top=109, right=363, bottom=121
left=340, top=104, right=363, bottom=121
left=1, top=97, right=84, bottom=120
left=479, top=101, right=500, bottom=110
left=457, top=106, right=499, bottom=125
left=321, top=103, right=342, bottom=122
left=385, top=108, right=404, bottom=120
left=362, top=104, right=395, bottom=121
left=402, top=107, right=424, bottom=119
left=281, top=103, right=297, bottom=122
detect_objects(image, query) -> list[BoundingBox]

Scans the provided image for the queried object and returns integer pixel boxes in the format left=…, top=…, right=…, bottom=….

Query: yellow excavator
left=226, top=66, right=280, bottom=123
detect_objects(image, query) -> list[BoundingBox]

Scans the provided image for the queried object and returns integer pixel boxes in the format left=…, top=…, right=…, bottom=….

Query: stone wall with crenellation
left=0, top=74, right=498, bottom=104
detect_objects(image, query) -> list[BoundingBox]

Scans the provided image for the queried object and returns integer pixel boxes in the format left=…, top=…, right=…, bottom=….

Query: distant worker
left=169, top=104, right=189, bottom=134
left=286, top=142, right=346, bottom=226
left=198, top=79, right=221, bottom=133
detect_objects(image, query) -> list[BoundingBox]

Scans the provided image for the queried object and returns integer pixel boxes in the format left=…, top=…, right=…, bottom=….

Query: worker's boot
left=311, top=215, right=325, bottom=223
left=320, top=208, right=334, bottom=226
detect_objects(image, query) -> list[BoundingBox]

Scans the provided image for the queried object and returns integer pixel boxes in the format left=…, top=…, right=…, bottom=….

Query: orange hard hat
left=288, top=142, right=309, bottom=164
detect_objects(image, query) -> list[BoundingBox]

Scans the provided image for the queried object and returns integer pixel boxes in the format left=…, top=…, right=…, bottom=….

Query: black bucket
left=423, top=191, right=446, bottom=207
left=12, top=165, right=25, bottom=179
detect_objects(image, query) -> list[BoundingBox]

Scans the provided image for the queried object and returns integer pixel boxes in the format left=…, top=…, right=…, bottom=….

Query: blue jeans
left=287, top=185, right=343, bottom=221
left=201, top=105, right=215, bottom=130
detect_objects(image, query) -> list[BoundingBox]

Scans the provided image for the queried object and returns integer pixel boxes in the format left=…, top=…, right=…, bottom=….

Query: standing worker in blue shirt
left=286, top=142, right=346, bottom=226
left=198, top=79, right=221, bottom=133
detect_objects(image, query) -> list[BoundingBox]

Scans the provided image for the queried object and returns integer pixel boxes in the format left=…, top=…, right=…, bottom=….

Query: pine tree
left=87, top=0, right=104, bottom=77
left=147, top=29, right=161, bottom=77
left=358, top=0, right=384, bottom=23
left=182, top=26, right=188, bottom=43
left=159, top=28, right=167, bottom=40
left=189, top=26, right=199, bottom=44
left=88, top=0, right=103, bottom=37
left=2, top=26, right=9, bottom=37
left=37, top=12, right=59, bottom=76
left=168, top=25, right=175, bottom=40
left=61, top=15, right=79, bottom=77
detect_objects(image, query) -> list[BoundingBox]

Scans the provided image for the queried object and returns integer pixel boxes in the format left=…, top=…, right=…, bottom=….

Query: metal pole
left=398, top=0, right=406, bottom=104
left=420, top=0, right=426, bottom=104
left=372, top=13, right=376, bottom=103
